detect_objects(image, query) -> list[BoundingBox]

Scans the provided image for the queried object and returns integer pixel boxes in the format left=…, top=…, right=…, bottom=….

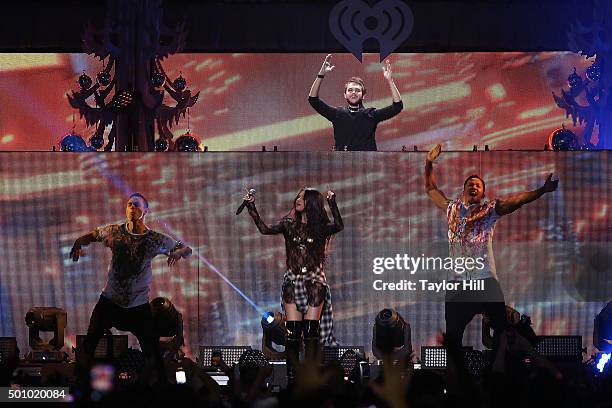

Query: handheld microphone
left=236, top=188, right=256, bottom=215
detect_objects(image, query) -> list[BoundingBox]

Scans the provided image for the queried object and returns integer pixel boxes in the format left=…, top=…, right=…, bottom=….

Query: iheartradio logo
left=329, top=0, right=414, bottom=62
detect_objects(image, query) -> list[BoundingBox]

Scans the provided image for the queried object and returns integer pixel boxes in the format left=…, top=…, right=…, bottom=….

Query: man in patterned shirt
left=424, top=144, right=558, bottom=348
left=70, top=193, right=192, bottom=381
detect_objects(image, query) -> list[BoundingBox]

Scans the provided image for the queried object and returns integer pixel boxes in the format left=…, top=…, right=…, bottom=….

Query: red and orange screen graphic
left=0, top=52, right=596, bottom=151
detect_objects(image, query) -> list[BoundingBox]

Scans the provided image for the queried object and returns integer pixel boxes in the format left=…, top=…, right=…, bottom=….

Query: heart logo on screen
left=329, top=0, right=414, bottom=62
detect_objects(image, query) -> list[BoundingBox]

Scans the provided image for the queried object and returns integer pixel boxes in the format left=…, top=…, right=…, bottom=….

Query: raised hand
left=167, top=251, right=182, bottom=267
left=69, top=242, right=83, bottom=262
left=326, top=189, right=335, bottom=200
left=243, top=187, right=255, bottom=203
left=427, top=144, right=442, bottom=162
left=382, top=59, right=393, bottom=81
left=369, top=355, right=411, bottom=408
left=542, top=173, right=559, bottom=193
left=319, top=54, right=335, bottom=75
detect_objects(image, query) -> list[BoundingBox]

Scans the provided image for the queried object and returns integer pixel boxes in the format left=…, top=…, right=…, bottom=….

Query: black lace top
left=247, top=197, right=343, bottom=273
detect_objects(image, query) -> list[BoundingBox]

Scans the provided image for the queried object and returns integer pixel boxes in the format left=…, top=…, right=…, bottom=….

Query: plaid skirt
left=282, top=267, right=339, bottom=346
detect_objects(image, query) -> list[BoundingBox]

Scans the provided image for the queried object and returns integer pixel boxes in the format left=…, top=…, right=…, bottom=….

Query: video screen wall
left=0, top=52, right=597, bottom=151
left=0, top=151, right=609, bottom=358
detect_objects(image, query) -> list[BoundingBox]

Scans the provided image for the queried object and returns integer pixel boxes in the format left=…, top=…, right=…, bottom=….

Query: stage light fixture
left=594, top=301, right=612, bottom=353
left=261, top=311, right=287, bottom=360
left=535, top=335, right=583, bottom=361
left=421, top=346, right=447, bottom=369
left=596, top=352, right=611, bottom=374
left=238, top=349, right=270, bottom=370
left=463, top=349, right=486, bottom=378
left=236, top=349, right=271, bottom=388
left=108, top=89, right=135, bottom=113
left=25, top=307, right=67, bottom=351
left=25, top=307, right=68, bottom=363
left=339, top=349, right=358, bottom=373
left=323, top=346, right=365, bottom=365
left=338, top=349, right=369, bottom=383
left=151, top=297, right=183, bottom=342
left=372, top=308, right=412, bottom=360
left=199, top=346, right=252, bottom=368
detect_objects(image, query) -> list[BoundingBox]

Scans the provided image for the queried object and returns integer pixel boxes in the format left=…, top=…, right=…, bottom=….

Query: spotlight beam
left=152, top=221, right=263, bottom=315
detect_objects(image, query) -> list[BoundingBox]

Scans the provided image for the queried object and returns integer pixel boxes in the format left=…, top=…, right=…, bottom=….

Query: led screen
left=0, top=52, right=597, bottom=151
left=0, top=151, right=609, bottom=357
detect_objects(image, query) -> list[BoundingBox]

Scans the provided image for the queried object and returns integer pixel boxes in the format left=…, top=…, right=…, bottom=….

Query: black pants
left=83, top=295, right=163, bottom=380
left=445, top=278, right=508, bottom=346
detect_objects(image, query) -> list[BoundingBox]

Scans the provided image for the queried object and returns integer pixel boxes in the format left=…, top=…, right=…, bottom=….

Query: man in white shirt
left=70, top=193, right=192, bottom=381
